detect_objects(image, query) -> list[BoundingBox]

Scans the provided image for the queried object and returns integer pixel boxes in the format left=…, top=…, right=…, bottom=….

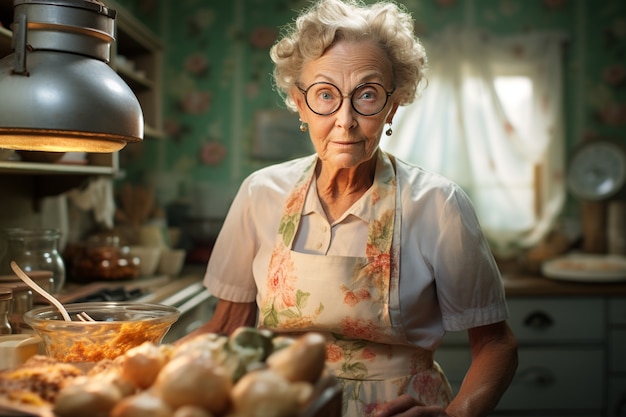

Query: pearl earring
left=299, top=119, right=307, bottom=133
left=385, top=123, right=393, bottom=136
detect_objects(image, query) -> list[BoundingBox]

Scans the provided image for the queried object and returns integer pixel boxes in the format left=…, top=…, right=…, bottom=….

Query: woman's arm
left=445, top=320, right=518, bottom=417
left=176, top=299, right=258, bottom=344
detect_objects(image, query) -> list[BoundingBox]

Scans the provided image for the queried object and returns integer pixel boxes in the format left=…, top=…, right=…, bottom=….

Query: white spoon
left=10, top=261, right=72, bottom=322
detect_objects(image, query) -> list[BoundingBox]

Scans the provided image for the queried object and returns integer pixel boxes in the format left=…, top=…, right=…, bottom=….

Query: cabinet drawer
left=610, top=329, right=626, bottom=373
left=608, top=376, right=626, bottom=417
left=497, top=347, right=604, bottom=412
left=507, top=298, right=605, bottom=343
left=438, top=347, right=605, bottom=411
left=609, top=297, right=626, bottom=324
left=435, top=347, right=471, bottom=386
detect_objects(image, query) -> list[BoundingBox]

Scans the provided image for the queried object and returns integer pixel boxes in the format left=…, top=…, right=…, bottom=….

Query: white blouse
left=204, top=153, right=509, bottom=349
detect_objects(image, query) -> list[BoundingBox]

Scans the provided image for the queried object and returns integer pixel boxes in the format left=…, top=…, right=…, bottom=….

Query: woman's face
left=292, top=40, right=398, bottom=170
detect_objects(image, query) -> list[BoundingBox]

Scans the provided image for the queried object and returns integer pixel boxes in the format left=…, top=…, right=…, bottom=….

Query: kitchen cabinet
left=609, top=298, right=626, bottom=416
left=435, top=279, right=626, bottom=417
left=106, top=0, right=164, bottom=141
left=0, top=0, right=163, bottom=180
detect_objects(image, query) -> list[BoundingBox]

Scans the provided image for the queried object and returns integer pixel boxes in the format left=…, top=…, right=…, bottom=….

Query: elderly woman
left=185, top=0, right=518, bottom=416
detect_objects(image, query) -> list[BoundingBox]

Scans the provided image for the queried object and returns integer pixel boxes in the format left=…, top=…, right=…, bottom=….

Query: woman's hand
left=373, top=394, right=450, bottom=417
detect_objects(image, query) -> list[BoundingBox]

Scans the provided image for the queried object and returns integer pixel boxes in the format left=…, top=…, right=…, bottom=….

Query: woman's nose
left=335, top=97, right=357, bottom=130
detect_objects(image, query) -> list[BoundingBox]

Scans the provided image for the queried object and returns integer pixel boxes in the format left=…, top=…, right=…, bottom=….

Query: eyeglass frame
left=296, top=81, right=396, bottom=116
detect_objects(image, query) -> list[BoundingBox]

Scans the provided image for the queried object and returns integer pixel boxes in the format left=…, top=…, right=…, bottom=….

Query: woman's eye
left=319, top=91, right=335, bottom=100
left=359, top=89, right=377, bottom=100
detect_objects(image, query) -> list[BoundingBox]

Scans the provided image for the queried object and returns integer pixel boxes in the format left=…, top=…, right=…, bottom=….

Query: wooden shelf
left=0, top=160, right=117, bottom=176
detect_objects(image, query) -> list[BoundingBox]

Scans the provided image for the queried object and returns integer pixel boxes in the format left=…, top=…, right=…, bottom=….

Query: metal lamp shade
left=0, top=0, right=143, bottom=153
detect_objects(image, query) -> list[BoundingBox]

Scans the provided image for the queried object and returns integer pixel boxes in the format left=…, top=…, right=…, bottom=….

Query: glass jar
left=0, top=228, right=66, bottom=293
left=0, top=287, right=12, bottom=335
left=0, top=281, right=34, bottom=333
left=69, top=235, right=139, bottom=282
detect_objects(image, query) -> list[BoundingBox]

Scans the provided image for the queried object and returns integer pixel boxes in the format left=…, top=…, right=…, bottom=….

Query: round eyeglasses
left=296, top=82, right=395, bottom=116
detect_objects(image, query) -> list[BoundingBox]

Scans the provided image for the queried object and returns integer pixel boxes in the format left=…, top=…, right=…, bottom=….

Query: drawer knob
left=523, top=311, right=554, bottom=329
left=613, top=392, right=626, bottom=417
left=518, top=366, right=555, bottom=386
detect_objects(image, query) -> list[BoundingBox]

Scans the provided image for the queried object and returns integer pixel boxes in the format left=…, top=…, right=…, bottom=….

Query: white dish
left=541, top=253, right=626, bottom=282
left=0, top=334, right=41, bottom=370
left=157, top=249, right=186, bottom=277
left=129, top=246, right=162, bottom=277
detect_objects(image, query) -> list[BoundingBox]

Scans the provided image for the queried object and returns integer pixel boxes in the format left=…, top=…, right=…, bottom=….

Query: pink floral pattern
left=179, top=90, right=212, bottom=114
left=262, top=152, right=451, bottom=415
left=199, top=141, right=227, bottom=166
left=184, top=53, right=210, bottom=76
left=249, top=26, right=279, bottom=49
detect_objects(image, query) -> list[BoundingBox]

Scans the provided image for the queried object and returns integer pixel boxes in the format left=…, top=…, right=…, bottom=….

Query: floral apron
left=260, top=151, right=452, bottom=416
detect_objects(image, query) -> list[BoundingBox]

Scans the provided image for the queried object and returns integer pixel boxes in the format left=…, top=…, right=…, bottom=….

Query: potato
left=120, top=341, right=168, bottom=389
left=231, top=369, right=313, bottom=417
left=172, top=405, right=214, bottom=417
left=110, top=391, right=173, bottom=417
left=152, top=355, right=232, bottom=415
left=266, top=332, right=326, bottom=383
left=54, top=376, right=123, bottom=417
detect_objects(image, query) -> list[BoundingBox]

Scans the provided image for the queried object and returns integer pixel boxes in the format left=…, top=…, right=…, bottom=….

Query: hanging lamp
left=0, top=0, right=143, bottom=153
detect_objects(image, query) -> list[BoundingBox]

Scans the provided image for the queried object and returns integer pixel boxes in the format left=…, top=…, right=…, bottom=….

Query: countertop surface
left=58, top=263, right=626, bottom=301
left=499, top=261, right=626, bottom=297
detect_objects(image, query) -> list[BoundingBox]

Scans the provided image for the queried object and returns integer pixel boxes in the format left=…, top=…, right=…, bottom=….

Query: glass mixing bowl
left=24, top=302, right=180, bottom=363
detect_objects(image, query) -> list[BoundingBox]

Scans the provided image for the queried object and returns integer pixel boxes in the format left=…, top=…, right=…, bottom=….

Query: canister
left=0, top=281, right=32, bottom=333
left=0, top=287, right=12, bottom=335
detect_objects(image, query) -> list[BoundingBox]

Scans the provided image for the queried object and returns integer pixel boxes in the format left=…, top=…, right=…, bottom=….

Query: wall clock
left=567, top=139, right=626, bottom=201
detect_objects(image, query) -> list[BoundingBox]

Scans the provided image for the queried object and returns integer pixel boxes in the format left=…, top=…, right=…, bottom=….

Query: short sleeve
left=203, top=177, right=259, bottom=303
left=430, top=185, right=509, bottom=331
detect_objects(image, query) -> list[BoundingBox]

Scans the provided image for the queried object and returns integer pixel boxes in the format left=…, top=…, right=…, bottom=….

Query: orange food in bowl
left=23, top=302, right=180, bottom=363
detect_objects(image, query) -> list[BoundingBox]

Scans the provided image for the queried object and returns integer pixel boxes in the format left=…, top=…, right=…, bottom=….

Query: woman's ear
left=290, top=87, right=307, bottom=121
left=386, top=102, right=400, bottom=124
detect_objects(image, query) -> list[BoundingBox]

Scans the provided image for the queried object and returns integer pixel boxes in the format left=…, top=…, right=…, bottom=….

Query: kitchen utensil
left=76, top=312, right=95, bottom=322
left=24, top=302, right=181, bottom=362
left=119, top=184, right=155, bottom=227
left=10, top=261, right=71, bottom=321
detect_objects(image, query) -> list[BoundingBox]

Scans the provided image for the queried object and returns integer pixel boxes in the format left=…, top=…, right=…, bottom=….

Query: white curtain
left=383, top=28, right=567, bottom=257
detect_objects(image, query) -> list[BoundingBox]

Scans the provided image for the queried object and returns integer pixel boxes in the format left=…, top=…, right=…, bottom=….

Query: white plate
left=541, top=253, right=626, bottom=282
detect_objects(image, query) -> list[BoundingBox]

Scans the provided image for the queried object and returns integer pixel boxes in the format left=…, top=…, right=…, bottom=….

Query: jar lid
left=0, top=281, right=31, bottom=292
left=0, top=270, right=53, bottom=282
left=0, top=287, right=12, bottom=300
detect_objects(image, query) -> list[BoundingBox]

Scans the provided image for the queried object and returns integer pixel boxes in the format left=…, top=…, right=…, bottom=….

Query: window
left=383, top=29, right=566, bottom=256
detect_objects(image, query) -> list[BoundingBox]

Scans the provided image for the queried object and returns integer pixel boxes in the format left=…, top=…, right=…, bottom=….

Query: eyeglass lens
left=303, top=82, right=390, bottom=116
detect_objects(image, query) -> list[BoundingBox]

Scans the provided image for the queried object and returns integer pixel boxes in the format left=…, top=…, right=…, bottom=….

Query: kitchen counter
left=57, top=261, right=626, bottom=301
left=499, top=260, right=626, bottom=297
left=54, top=265, right=215, bottom=342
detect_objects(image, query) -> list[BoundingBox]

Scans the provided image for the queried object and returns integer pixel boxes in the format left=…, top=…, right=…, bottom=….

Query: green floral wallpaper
left=114, top=0, right=626, bottom=217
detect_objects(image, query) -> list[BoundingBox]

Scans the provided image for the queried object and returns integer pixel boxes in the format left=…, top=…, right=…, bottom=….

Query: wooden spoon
left=10, top=261, right=72, bottom=322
